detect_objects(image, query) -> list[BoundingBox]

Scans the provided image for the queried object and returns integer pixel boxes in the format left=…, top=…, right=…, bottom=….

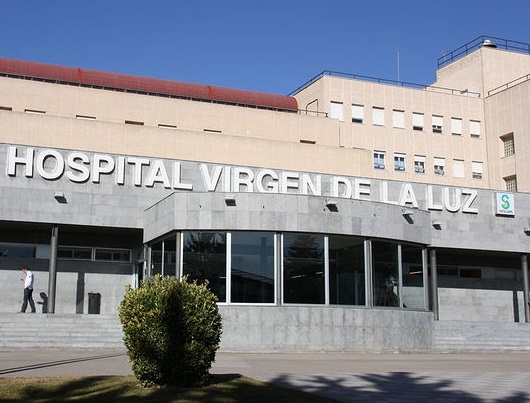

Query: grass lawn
left=0, top=374, right=337, bottom=402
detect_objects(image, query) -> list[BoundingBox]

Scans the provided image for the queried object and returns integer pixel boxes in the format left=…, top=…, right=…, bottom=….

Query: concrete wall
left=438, top=288, right=526, bottom=323
left=218, top=305, right=434, bottom=351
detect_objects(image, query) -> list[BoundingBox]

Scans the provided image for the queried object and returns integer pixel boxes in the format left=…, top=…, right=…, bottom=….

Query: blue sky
left=1, top=1, right=529, bottom=95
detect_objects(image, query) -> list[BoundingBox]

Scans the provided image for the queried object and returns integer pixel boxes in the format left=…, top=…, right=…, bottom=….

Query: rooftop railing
left=437, top=35, right=530, bottom=69
left=289, top=70, right=480, bottom=98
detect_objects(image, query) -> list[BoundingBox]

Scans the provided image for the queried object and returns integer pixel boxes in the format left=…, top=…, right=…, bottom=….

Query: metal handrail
left=487, top=73, right=530, bottom=97
left=289, top=70, right=480, bottom=98
left=437, top=35, right=530, bottom=69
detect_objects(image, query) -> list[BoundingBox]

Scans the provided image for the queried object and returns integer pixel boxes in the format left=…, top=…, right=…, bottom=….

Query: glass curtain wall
left=148, top=231, right=426, bottom=310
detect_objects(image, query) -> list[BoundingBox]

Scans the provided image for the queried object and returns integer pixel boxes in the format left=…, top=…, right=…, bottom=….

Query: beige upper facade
left=293, top=39, right=530, bottom=192
left=0, top=37, right=529, bottom=192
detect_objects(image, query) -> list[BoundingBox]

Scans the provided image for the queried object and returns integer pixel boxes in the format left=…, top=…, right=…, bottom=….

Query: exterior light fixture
left=325, top=199, right=338, bottom=212
left=54, top=192, right=67, bottom=204
left=524, top=227, right=530, bottom=235
left=432, top=220, right=442, bottom=229
left=225, top=194, right=236, bottom=206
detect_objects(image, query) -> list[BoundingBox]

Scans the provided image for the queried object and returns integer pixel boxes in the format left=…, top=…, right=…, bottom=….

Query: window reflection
left=231, top=232, right=275, bottom=303
left=329, top=235, right=365, bottom=305
left=183, top=231, right=226, bottom=302
left=372, top=241, right=400, bottom=307
left=283, top=233, right=325, bottom=304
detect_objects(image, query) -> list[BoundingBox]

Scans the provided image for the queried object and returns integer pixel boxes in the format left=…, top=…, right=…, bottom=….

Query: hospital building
left=1, top=35, right=530, bottom=351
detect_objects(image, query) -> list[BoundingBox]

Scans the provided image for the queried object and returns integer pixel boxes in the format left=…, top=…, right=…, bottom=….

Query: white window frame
left=453, top=159, right=465, bottom=178
left=392, top=110, right=405, bottom=129
left=412, top=113, right=424, bottom=131
left=394, top=153, right=406, bottom=172
left=351, top=104, right=364, bottom=124
left=374, top=151, right=386, bottom=170
left=434, top=157, right=445, bottom=175
left=432, top=115, right=443, bottom=133
left=470, top=120, right=481, bottom=137
left=451, top=118, right=463, bottom=135
left=414, top=155, right=426, bottom=173
left=472, top=161, right=483, bottom=179
left=372, top=107, right=385, bottom=126
left=330, top=101, right=344, bottom=121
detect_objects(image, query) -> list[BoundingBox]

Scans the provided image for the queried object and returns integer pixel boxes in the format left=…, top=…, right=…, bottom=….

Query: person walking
left=20, top=267, right=36, bottom=313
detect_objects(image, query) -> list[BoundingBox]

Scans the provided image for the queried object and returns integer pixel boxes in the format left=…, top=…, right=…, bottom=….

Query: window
left=502, top=133, right=515, bottom=157
left=95, top=248, right=131, bottom=262
left=372, top=107, right=385, bottom=126
left=351, top=104, right=364, bottom=123
left=394, top=154, right=405, bottom=171
left=453, top=159, right=465, bottom=178
left=432, top=115, right=443, bottom=133
left=414, top=156, right=426, bottom=173
left=451, top=118, right=462, bottom=135
left=330, top=101, right=344, bottom=121
left=283, top=233, right=325, bottom=304
left=328, top=235, right=365, bottom=305
left=374, top=152, right=386, bottom=169
left=58, top=246, right=92, bottom=260
left=125, top=120, right=144, bottom=125
left=183, top=231, right=227, bottom=302
left=470, top=120, right=481, bottom=137
left=25, top=109, right=45, bottom=115
left=412, top=113, right=424, bottom=131
left=158, top=124, right=177, bottom=129
left=392, top=110, right=405, bottom=128
left=472, top=161, right=483, bottom=179
left=504, top=176, right=517, bottom=192
left=76, top=115, right=96, bottom=120
left=231, top=232, right=275, bottom=303
left=434, top=157, right=445, bottom=175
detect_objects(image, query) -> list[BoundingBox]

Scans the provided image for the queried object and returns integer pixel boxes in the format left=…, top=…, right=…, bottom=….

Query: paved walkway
left=1, top=349, right=530, bottom=402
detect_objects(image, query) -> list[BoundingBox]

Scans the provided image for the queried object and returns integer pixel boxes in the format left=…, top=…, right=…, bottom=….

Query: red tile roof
left=0, top=58, right=298, bottom=112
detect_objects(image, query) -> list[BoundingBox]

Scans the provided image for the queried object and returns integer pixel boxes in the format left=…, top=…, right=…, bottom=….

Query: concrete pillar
left=47, top=224, right=59, bottom=314
left=430, top=248, right=439, bottom=320
left=522, top=255, right=529, bottom=323
left=365, top=239, right=373, bottom=307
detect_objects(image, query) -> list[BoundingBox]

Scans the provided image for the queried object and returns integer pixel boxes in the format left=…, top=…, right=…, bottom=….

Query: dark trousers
left=21, top=287, right=36, bottom=313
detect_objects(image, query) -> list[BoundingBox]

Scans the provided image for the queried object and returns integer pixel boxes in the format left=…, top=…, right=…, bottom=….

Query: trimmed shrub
left=118, top=275, right=222, bottom=387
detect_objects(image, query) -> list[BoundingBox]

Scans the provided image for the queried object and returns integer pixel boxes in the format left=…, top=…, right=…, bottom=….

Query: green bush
left=118, top=275, right=223, bottom=388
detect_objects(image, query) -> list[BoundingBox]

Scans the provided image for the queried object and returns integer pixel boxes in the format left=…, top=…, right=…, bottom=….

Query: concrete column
left=430, top=248, right=439, bottom=320
left=175, top=232, right=182, bottom=279
left=397, top=244, right=403, bottom=308
left=365, top=239, right=373, bottom=307
left=422, top=248, right=430, bottom=310
left=47, top=224, right=59, bottom=314
left=522, top=255, right=529, bottom=323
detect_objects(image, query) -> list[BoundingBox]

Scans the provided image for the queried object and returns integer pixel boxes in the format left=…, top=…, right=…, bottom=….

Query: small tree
left=118, top=275, right=222, bottom=388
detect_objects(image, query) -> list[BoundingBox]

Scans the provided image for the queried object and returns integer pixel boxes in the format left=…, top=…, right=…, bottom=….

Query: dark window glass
left=231, top=232, right=275, bottom=303
left=283, top=233, right=324, bottom=304
left=329, top=235, right=365, bottom=305
left=183, top=231, right=226, bottom=302
left=401, top=244, right=425, bottom=309
left=372, top=241, right=399, bottom=307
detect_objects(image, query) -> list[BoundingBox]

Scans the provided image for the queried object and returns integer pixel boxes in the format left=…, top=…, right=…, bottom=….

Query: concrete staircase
left=434, top=321, right=530, bottom=351
left=0, top=313, right=125, bottom=349
left=1, top=314, right=530, bottom=351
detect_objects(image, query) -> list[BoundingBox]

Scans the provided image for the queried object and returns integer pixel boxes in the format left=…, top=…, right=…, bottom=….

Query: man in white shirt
left=20, top=267, right=36, bottom=313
